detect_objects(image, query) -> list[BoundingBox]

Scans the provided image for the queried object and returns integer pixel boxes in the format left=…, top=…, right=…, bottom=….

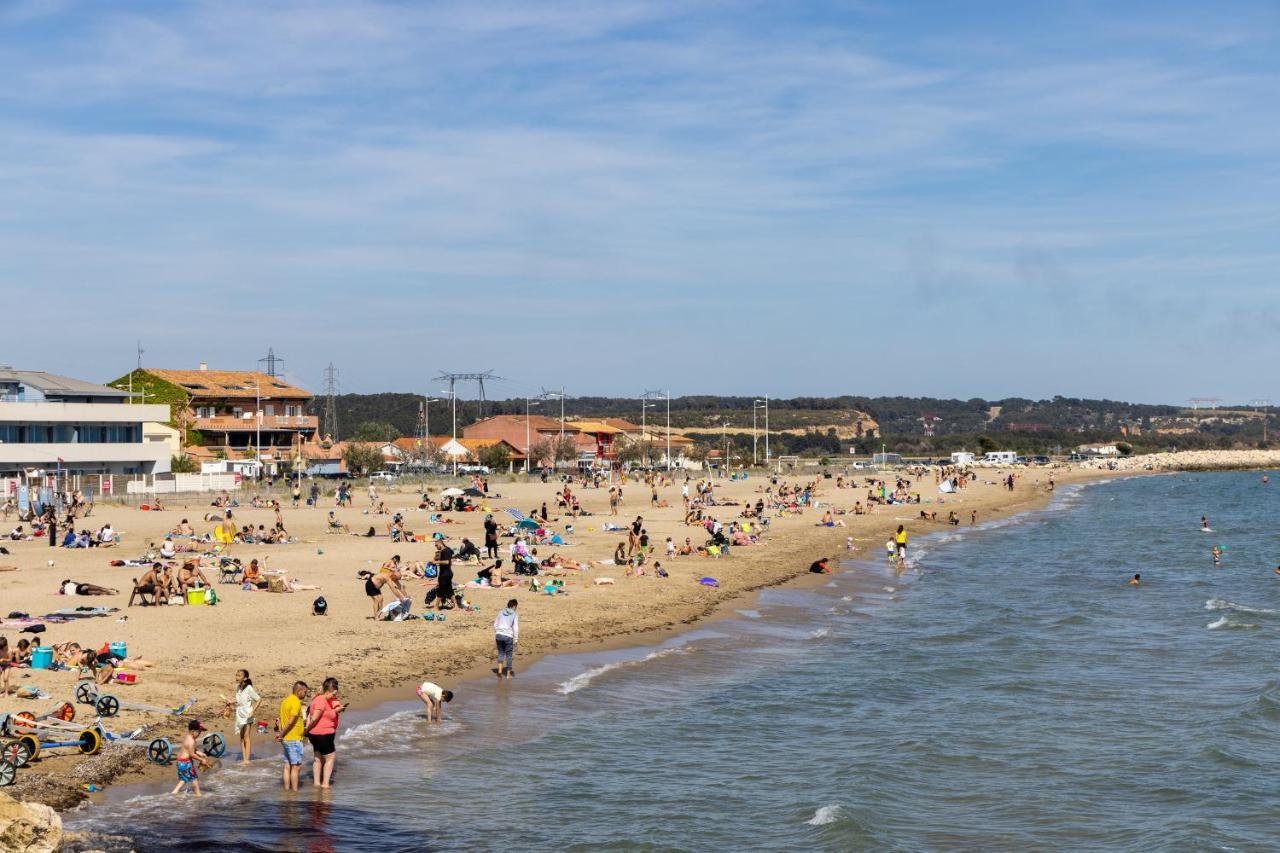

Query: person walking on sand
left=305, top=677, right=345, bottom=789
left=416, top=681, right=453, bottom=722
left=276, top=681, right=309, bottom=791
left=234, top=669, right=261, bottom=764
left=494, top=598, right=519, bottom=679
left=171, top=720, right=212, bottom=797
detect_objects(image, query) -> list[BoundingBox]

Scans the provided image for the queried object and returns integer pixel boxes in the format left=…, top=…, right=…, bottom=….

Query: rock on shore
left=0, top=793, right=61, bottom=853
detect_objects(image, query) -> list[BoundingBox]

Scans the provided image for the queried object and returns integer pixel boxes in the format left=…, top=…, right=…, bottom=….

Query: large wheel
left=77, top=729, right=101, bottom=756
left=95, top=695, right=120, bottom=719
left=18, top=735, right=39, bottom=763
left=75, top=682, right=98, bottom=704
left=0, top=739, right=29, bottom=768
left=146, top=738, right=172, bottom=765
left=0, top=759, right=14, bottom=787
left=52, top=703, right=75, bottom=723
left=200, top=732, right=226, bottom=758
left=11, top=712, right=36, bottom=736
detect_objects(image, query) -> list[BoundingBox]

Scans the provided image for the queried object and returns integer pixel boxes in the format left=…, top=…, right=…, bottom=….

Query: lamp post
left=641, top=399, right=657, bottom=468
left=753, top=398, right=768, bottom=466
left=525, top=397, right=542, bottom=473
left=666, top=390, right=671, bottom=473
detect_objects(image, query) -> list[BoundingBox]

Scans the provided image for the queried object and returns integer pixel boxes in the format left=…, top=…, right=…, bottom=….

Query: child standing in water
left=171, top=721, right=212, bottom=796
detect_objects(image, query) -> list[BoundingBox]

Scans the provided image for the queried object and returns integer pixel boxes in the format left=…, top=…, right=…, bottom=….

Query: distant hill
left=312, top=393, right=1267, bottom=455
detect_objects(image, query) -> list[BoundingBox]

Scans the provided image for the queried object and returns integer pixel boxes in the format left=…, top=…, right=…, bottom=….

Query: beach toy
left=114, top=673, right=137, bottom=685
left=423, top=612, right=436, bottom=621
left=698, top=577, right=719, bottom=587
left=317, top=548, right=324, bottom=555
left=109, top=641, right=127, bottom=660
left=186, top=589, right=206, bottom=606
left=29, top=647, right=52, bottom=670
left=437, top=614, right=446, bottom=622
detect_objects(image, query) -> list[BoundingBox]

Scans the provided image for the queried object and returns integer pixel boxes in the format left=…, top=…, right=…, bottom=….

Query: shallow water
left=65, top=473, right=1280, bottom=851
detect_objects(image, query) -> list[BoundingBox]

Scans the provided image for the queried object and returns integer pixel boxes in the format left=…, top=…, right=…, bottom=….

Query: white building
left=0, top=368, right=171, bottom=476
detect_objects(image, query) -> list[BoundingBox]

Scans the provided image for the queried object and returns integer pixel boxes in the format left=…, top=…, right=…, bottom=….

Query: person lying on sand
left=60, top=579, right=119, bottom=596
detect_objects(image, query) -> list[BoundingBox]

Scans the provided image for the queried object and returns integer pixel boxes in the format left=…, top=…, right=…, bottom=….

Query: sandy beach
left=1, top=464, right=1112, bottom=806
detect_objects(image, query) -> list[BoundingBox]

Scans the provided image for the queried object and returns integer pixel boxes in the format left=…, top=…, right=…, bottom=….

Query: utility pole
left=258, top=348, right=283, bottom=378
left=322, top=363, right=339, bottom=441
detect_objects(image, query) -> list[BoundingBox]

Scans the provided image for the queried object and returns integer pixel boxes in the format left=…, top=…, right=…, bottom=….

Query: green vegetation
left=477, top=443, right=511, bottom=471
left=169, top=455, right=200, bottom=473
left=342, top=443, right=384, bottom=476
left=317, top=392, right=1275, bottom=457
left=351, top=421, right=401, bottom=442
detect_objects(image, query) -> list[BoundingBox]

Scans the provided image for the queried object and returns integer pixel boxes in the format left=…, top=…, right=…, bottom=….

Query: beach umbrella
left=463, top=487, right=484, bottom=497
left=440, top=487, right=464, bottom=497
left=515, top=518, right=540, bottom=530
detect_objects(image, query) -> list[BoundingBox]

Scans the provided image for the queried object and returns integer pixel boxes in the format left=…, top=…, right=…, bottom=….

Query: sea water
left=64, top=473, right=1280, bottom=851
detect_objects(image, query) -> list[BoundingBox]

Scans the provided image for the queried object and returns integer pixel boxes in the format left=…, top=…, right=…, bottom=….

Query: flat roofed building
left=0, top=367, right=170, bottom=475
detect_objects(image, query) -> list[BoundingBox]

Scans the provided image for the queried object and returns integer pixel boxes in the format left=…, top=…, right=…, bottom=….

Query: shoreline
left=33, top=465, right=1123, bottom=813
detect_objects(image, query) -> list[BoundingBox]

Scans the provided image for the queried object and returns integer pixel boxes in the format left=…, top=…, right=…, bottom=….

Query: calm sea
left=64, top=472, right=1280, bottom=851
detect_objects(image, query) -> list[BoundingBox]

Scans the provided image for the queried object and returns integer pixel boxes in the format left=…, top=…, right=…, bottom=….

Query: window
left=285, top=405, right=301, bottom=417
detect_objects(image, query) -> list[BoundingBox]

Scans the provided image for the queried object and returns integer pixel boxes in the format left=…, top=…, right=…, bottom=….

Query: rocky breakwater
left=1093, top=449, right=1280, bottom=472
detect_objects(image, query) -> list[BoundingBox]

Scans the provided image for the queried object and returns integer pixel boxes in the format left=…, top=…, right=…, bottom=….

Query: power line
left=434, top=371, right=503, bottom=420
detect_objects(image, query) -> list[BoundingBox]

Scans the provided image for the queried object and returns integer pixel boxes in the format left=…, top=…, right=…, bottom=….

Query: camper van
left=950, top=451, right=976, bottom=466
left=982, top=451, right=1018, bottom=465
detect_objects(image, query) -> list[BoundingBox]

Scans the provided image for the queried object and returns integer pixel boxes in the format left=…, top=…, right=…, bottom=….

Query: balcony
left=192, top=415, right=318, bottom=433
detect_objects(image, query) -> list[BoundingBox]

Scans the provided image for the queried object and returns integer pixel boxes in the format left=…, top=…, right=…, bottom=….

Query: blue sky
left=2, top=0, right=1277, bottom=403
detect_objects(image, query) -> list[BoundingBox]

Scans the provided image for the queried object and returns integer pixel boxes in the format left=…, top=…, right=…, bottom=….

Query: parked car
left=369, top=471, right=399, bottom=484
left=457, top=465, right=491, bottom=475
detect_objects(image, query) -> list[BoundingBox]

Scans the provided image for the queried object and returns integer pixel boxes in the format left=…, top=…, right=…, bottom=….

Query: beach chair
left=217, top=559, right=242, bottom=584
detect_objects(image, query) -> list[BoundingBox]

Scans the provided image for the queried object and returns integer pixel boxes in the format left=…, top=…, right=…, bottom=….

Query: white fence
left=126, top=473, right=243, bottom=495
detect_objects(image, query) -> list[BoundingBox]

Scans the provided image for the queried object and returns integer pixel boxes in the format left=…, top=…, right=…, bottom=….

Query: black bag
left=313, top=596, right=328, bottom=616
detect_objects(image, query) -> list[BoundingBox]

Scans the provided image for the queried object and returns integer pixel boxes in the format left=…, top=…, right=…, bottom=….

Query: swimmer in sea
left=1201, top=516, right=1210, bottom=531
left=1212, top=545, right=1221, bottom=566
left=1129, top=573, right=1140, bottom=586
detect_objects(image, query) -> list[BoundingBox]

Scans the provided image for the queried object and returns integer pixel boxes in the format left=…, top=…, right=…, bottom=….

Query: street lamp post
left=525, top=397, right=542, bottom=473
left=753, top=399, right=768, bottom=466
left=641, top=399, right=657, bottom=468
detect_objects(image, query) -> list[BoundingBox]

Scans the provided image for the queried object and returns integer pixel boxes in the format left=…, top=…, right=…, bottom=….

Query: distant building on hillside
left=0, top=367, right=170, bottom=477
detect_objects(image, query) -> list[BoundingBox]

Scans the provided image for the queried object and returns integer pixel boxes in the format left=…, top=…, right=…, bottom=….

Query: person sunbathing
left=60, top=579, right=119, bottom=596
left=51, top=641, right=82, bottom=666
left=327, top=512, right=350, bottom=534
left=543, top=553, right=587, bottom=571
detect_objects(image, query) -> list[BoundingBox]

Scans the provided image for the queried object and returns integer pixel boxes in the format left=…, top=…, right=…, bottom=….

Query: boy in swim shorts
left=171, top=720, right=211, bottom=796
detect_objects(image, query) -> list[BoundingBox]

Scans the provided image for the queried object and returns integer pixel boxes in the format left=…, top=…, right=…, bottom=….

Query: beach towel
left=698, top=577, right=719, bottom=587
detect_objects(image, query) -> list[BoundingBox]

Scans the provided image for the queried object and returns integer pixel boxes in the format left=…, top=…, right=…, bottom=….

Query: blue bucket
left=30, top=647, right=52, bottom=670
left=109, top=642, right=127, bottom=660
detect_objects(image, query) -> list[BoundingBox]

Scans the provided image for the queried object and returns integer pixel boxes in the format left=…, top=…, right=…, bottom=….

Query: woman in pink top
left=304, top=677, right=345, bottom=788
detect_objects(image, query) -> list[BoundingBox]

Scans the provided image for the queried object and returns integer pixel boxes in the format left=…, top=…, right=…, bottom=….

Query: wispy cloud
left=0, top=1, right=1275, bottom=399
